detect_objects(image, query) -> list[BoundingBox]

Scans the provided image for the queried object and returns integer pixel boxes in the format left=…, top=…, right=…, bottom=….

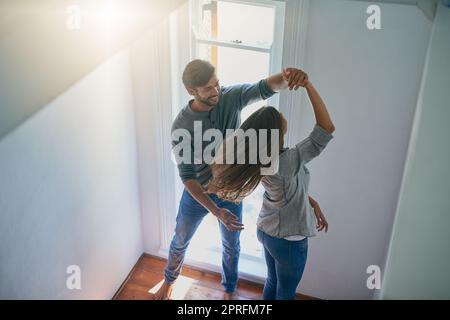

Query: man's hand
left=283, top=68, right=309, bottom=91
left=183, top=180, right=244, bottom=232
left=213, top=207, right=244, bottom=232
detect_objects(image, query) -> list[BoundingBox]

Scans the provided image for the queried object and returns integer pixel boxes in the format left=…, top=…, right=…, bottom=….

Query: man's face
left=190, top=74, right=220, bottom=107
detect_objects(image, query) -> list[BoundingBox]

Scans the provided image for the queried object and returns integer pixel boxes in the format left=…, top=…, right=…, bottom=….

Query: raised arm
left=266, top=72, right=288, bottom=92
left=272, top=68, right=335, bottom=134
left=277, top=73, right=335, bottom=178
left=305, top=82, right=335, bottom=134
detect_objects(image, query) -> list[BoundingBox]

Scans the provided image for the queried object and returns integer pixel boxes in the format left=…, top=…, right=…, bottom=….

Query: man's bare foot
left=223, top=291, right=238, bottom=300
left=153, top=281, right=174, bottom=300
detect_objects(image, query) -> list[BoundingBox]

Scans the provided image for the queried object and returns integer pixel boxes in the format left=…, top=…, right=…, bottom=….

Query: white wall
left=286, top=0, right=432, bottom=299
left=380, top=2, right=450, bottom=299
left=130, top=2, right=191, bottom=255
left=0, top=49, right=143, bottom=299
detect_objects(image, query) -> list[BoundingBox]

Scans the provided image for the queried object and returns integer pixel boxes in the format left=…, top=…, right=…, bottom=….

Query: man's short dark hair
left=182, top=59, right=215, bottom=88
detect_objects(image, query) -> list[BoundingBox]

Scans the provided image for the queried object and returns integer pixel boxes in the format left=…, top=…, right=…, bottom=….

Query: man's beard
left=198, top=95, right=219, bottom=107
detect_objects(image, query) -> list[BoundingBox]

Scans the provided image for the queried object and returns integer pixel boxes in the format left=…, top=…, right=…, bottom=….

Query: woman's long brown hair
left=207, top=106, right=284, bottom=203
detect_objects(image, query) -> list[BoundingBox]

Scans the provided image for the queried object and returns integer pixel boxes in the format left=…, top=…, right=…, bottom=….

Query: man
left=154, top=59, right=308, bottom=300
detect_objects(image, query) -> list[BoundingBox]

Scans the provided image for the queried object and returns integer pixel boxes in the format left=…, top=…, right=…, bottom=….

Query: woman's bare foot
left=153, top=281, right=174, bottom=300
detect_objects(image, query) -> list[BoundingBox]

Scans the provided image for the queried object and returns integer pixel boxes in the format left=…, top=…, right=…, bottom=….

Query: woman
left=208, top=72, right=335, bottom=300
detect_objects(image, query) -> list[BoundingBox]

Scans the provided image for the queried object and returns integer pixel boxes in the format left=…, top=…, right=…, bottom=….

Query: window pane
left=189, top=213, right=221, bottom=251
left=196, top=0, right=275, bottom=47
left=217, top=46, right=269, bottom=87
left=198, top=44, right=270, bottom=122
left=217, top=1, right=275, bottom=46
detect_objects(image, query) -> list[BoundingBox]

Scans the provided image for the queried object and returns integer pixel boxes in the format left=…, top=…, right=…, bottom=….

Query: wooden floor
left=113, top=254, right=318, bottom=300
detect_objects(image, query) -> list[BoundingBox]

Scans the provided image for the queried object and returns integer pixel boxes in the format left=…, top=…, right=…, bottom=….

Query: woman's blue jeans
left=257, top=228, right=308, bottom=300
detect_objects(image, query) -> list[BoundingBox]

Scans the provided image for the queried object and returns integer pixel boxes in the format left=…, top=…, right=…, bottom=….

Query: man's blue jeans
left=257, top=228, right=308, bottom=300
left=164, top=189, right=243, bottom=293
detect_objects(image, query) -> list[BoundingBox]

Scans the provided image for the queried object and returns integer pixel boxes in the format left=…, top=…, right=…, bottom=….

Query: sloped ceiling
left=0, top=0, right=186, bottom=139
left=0, top=0, right=437, bottom=139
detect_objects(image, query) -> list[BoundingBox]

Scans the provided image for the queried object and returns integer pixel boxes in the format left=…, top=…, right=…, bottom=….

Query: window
left=180, top=0, right=285, bottom=265
left=191, top=0, right=284, bottom=121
